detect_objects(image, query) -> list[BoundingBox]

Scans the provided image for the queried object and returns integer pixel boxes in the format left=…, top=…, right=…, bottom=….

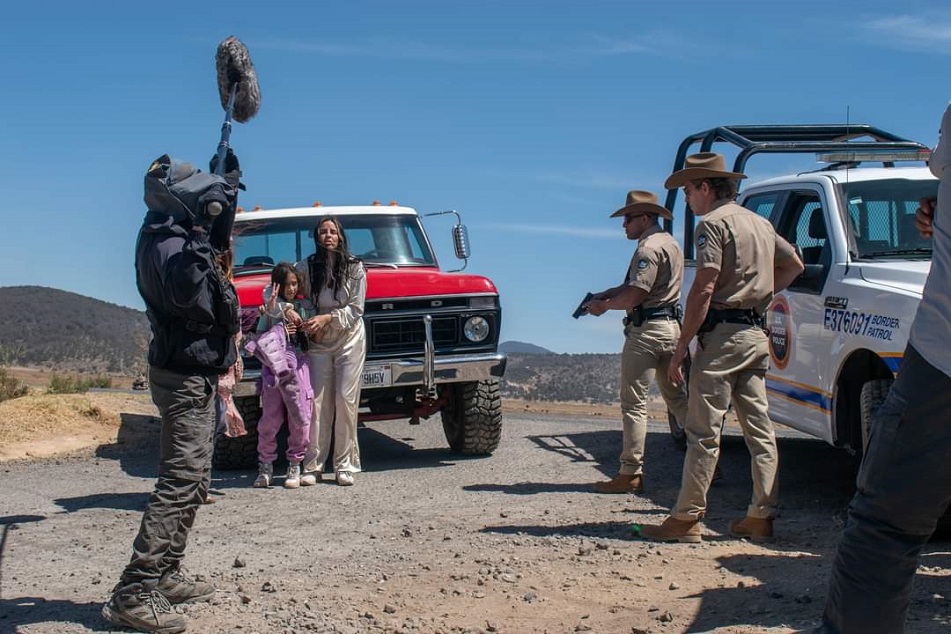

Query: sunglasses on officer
left=623, top=213, right=650, bottom=225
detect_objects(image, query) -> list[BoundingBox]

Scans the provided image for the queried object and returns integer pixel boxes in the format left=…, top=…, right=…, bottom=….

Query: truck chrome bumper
left=233, top=352, right=507, bottom=399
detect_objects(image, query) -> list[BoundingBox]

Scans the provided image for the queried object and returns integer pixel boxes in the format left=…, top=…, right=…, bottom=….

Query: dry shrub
left=0, top=367, right=29, bottom=403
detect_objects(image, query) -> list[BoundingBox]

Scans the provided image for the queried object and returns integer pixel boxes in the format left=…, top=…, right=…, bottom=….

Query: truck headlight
left=463, top=316, right=490, bottom=342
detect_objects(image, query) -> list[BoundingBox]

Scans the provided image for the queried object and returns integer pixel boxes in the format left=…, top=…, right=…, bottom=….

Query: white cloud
left=532, top=169, right=643, bottom=190
left=253, top=32, right=680, bottom=64
left=483, top=222, right=620, bottom=239
left=860, top=14, right=951, bottom=53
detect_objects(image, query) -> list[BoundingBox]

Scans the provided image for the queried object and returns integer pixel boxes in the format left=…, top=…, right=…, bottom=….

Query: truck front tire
left=441, top=380, right=502, bottom=455
left=859, top=378, right=892, bottom=452
left=212, top=395, right=261, bottom=470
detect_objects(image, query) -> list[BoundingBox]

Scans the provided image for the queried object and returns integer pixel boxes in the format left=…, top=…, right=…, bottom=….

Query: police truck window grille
left=839, top=179, right=937, bottom=259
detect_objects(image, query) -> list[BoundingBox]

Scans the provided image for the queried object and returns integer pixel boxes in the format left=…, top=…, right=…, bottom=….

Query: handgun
left=572, top=292, right=594, bottom=319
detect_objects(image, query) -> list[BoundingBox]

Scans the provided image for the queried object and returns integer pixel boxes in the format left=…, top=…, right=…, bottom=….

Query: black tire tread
left=441, top=380, right=503, bottom=455
left=212, top=395, right=260, bottom=470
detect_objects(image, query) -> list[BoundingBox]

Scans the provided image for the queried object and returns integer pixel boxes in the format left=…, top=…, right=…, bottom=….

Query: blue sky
left=1, top=1, right=949, bottom=353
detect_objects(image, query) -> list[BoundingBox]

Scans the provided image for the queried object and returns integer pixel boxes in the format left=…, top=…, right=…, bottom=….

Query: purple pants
left=257, top=349, right=313, bottom=465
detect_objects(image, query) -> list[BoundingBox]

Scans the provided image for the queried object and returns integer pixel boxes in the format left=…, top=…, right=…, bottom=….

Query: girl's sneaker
left=300, top=470, right=320, bottom=486
left=284, top=463, right=302, bottom=489
left=253, top=462, right=273, bottom=488
left=336, top=471, right=354, bottom=486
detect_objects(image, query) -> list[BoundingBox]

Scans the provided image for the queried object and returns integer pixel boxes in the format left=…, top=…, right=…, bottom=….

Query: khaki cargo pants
left=618, top=318, right=689, bottom=476
left=672, top=322, right=778, bottom=521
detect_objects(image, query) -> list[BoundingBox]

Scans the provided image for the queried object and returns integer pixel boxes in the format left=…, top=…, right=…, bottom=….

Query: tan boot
left=593, top=473, right=643, bottom=494
left=634, top=516, right=702, bottom=543
left=729, top=516, right=774, bottom=542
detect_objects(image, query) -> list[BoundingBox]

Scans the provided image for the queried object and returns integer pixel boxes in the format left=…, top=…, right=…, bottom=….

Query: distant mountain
left=0, top=286, right=149, bottom=374
left=499, top=340, right=553, bottom=355
left=0, top=287, right=621, bottom=403
left=502, top=352, right=630, bottom=405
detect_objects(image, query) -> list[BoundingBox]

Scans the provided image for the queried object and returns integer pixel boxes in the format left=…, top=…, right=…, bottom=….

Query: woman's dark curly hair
left=307, top=216, right=360, bottom=299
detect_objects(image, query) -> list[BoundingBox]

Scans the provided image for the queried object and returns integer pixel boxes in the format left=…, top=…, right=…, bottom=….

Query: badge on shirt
left=697, top=233, right=707, bottom=249
left=637, top=258, right=649, bottom=270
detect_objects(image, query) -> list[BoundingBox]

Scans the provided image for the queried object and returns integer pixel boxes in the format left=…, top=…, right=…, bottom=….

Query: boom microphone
left=215, top=36, right=261, bottom=124
left=213, top=36, right=261, bottom=176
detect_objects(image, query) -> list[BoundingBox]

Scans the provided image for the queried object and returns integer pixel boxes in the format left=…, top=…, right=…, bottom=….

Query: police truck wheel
left=668, top=411, right=687, bottom=451
left=441, top=380, right=502, bottom=455
left=859, top=378, right=892, bottom=452
left=669, top=353, right=690, bottom=450
left=212, top=395, right=261, bottom=470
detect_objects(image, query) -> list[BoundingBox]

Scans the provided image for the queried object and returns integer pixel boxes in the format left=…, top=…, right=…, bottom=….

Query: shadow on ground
left=0, top=596, right=104, bottom=631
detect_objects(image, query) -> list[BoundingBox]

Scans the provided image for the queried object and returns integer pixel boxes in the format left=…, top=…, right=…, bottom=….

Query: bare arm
left=668, top=266, right=718, bottom=385
left=774, top=253, right=805, bottom=294
left=586, top=285, right=649, bottom=316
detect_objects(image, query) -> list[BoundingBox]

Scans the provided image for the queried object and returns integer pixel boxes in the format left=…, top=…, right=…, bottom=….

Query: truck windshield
left=840, top=178, right=939, bottom=259
left=232, top=214, right=437, bottom=268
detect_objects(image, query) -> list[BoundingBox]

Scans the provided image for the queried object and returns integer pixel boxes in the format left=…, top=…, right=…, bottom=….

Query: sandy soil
left=0, top=391, right=948, bottom=634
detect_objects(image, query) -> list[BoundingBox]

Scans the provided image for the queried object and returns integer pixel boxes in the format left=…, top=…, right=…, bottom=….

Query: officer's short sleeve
left=774, top=232, right=797, bottom=264
left=695, top=220, right=723, bottom=271
left=627, top=247, right=659, bottom=292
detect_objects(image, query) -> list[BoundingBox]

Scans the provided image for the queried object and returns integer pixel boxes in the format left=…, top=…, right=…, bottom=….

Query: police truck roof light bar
left=662, top=124, right=932, bottom=246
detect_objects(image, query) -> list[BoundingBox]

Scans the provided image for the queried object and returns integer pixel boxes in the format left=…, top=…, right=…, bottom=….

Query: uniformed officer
left=586, top=190, right=689, bottom=494
left=638, top=153, right=803, bottom=543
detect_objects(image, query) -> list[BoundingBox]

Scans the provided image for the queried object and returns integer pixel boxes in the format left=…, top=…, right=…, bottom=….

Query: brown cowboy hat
left=664, top=152, right=747, bottom=189
left=609, top=190, right=672, bottom=220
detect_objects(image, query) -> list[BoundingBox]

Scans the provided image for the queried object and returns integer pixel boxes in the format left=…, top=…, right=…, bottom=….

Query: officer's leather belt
left=699, top=308, right=763, bottom=333
left=623, top=305, right=682, bottom=328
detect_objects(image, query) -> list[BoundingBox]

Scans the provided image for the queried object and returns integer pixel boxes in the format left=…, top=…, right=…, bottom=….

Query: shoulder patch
left=697, top=234, right=707, bottom=249
left=636, top=258, right=649, bottom=270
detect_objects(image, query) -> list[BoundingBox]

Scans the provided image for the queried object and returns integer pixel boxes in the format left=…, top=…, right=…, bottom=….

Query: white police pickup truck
left=667, top=125, right=938, bottom=454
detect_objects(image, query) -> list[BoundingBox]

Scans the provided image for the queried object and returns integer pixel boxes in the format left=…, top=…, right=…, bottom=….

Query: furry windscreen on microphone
left=215, top=36, right=261, bottom=123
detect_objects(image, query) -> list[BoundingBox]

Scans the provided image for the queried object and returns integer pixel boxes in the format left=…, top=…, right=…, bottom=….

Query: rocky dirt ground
left=0, top=392, right=948, bottom=634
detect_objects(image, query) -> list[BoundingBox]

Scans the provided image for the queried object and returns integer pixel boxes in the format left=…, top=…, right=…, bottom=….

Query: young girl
left=249, top=263, right=315, bottom=489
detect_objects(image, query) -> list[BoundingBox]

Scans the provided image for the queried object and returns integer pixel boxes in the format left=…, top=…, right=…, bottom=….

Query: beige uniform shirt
left=625, top=224, right=684, bottom=310
left=695, top=201, right=797, bottom=315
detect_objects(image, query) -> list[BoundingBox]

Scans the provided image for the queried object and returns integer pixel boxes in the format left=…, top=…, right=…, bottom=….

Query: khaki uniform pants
left=619, top=319, right=689, bottom=476
left=673, top=323, right=778, bottom=521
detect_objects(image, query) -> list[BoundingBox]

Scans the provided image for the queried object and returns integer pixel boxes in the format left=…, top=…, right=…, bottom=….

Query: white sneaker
left=300, top=471, right=319, bottom=486
left=335, top=471, right=354, bottom=486
left=253, top=463, right=272, bottom=488
left=284, top=463, right=301, bottom=489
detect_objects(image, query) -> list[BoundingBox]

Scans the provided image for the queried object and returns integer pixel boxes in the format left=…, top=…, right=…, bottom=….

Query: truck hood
left=233, top=266, right=498, bottom=307
left=858, top=261, right=931, bottom=297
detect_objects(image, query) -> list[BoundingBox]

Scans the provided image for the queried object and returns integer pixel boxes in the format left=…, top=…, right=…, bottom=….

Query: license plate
left=362, top=364, right=392, bottom=388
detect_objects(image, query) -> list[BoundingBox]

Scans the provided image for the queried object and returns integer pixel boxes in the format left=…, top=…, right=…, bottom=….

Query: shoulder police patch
left=637, top=259, right=649, bottom=270
left=697, top=234, right=707, bottom=249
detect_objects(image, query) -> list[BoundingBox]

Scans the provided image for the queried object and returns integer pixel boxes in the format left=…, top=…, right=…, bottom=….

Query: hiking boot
left=593, top=473, right=643, bottom=494
left=284, top=463, right=301, bottom=489
left=336, top=471, right=354, bottom=486
left=300, top=470, right=320, bottom=486
left=157, top=567, right=216, bottom=604
left=253, top=462, right=273, bottom=488
left=102, top=582, right=186, bottom=634
left=729, top=516, right=774, bottom=542
left=633, top=516, right=702, bottom=543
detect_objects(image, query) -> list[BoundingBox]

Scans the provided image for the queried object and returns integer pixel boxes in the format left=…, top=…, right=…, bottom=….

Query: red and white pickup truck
left=213, top=202, right=506, bottom=469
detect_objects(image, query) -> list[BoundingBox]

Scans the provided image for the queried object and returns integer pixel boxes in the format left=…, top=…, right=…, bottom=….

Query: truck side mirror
left=452, top=224, right=470, bottom=260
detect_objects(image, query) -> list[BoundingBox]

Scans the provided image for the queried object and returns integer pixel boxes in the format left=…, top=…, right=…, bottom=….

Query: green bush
left=0, top=367, right=29, bottom=403
left=47, top=373, right=113, bottom=394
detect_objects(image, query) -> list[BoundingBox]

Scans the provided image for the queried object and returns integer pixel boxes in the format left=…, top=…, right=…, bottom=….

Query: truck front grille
left=371, top=316, right=458, bottom=351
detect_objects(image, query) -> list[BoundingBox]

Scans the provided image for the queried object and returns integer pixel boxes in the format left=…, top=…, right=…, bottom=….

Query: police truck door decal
left=768, top=295, right=792, bottom=370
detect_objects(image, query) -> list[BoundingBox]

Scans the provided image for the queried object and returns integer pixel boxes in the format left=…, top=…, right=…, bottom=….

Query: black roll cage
left=661, top=124, right=931, bottom=250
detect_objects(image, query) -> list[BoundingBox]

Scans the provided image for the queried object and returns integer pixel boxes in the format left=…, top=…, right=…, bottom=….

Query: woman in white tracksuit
left=296, top=216, right=367, bottom=486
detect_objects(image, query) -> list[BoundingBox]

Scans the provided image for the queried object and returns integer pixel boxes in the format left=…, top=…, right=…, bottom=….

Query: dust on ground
left=1, top=390, right=948, bottom=634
